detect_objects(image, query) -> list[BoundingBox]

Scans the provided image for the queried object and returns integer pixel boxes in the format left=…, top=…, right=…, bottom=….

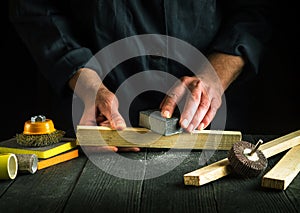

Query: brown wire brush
left=16, top=115, right=65, bottom=147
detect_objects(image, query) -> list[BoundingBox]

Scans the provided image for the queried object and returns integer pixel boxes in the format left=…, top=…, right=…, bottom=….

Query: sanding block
left=139, top=109, right=183, bottom=136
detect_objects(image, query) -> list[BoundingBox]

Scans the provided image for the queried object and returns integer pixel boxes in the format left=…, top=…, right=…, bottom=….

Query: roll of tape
left=0, top=153, right=18, bottom=180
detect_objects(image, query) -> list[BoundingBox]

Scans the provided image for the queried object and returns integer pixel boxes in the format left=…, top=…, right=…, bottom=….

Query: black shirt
left=9, top=0, right=271, bottom=132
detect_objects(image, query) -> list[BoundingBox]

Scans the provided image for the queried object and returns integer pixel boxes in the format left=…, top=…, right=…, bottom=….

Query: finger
left=82, top=146, right=118, bottom=153
left=159, top=94, right=179, bottom=118
left=99, top=119, right=111, bottom=127
left=82, top=146, right=140, bottom=153
left=98, top=93, right=126, bottom=130
left=186, top=90, right=211, bottom=132
left=117, top=147, right=141, bottom=152
left=109, top=111, right=126, bottom=130
left=197, top=108, right=216, bottom=130
left=180, top=80, right=202, bottom=130
left=160, top=79, right=187, bottom=118
left=197, top=98, right=220, bottom=130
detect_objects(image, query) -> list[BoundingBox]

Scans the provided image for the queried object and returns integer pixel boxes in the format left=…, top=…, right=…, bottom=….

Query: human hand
left=69, top=68, right=140, bottom=152
left=160, top=52, right=245, bottom=132
left=160, top=75, right=223, bottom=133
left=79, top=85, right=126, bottom=130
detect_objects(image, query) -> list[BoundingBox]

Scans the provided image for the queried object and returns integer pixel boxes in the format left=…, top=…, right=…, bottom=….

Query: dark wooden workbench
left=0, top=135, right=299, bottom=213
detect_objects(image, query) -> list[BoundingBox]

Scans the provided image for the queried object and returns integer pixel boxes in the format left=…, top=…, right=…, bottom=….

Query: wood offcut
left=184, top=130, right=300, bottom=186
left=76, top=126, right=242, bottom=150
left=261, top=144, right=300, bottom=190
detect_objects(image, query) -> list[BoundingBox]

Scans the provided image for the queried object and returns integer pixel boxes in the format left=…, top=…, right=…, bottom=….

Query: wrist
left=69, top=68, right=104, bottom=103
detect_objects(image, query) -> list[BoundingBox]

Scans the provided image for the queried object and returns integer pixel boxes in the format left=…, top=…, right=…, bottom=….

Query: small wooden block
left=261, top=144, right=300, bottom=190
left=184, top=158, right=231, bottom=186
left=184, top=130, right=300, bottom=186
left=76, top=126, right=242, bottom=150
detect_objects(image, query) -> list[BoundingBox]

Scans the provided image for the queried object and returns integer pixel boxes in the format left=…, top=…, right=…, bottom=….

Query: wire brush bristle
left=16, top=130, right=65, bottom=147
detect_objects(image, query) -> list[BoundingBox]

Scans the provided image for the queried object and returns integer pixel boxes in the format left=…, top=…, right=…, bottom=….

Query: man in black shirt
left=9, top=0, right=271, bottom=150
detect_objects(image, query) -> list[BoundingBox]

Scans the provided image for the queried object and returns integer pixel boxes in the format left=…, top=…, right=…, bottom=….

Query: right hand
left=160, top=75, right=223, bottom=133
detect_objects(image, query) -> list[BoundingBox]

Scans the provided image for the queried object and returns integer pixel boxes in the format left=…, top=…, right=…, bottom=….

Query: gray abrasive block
left=139, top=109, right=183, bottom=136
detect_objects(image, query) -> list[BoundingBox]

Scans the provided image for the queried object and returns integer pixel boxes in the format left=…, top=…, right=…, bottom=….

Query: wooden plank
left=76, top=126, right=242, bottom=150
left=63, top=152, right=146, bottom=213
left=261, top=145, right=300, bottom=190
left=184, top=130, right=300, bottom=186
left=184, top=158, right=231, bottom=186
left=0, top=155, right=87, bottom=212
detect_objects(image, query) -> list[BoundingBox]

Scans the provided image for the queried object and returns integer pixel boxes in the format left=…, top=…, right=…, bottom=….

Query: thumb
left=99, top=93, right=126, bottom=130
left=107, top=110, right=126, bottom=130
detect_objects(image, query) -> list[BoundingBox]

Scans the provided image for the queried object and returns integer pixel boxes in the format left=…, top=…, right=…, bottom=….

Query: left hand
left=70, top=68, right=140, bottom=152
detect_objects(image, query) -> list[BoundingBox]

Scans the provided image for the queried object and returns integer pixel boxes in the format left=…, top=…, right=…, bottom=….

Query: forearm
left=208, top=52, right=245, bottom=91
left=69, top=68, right=106, bottom=104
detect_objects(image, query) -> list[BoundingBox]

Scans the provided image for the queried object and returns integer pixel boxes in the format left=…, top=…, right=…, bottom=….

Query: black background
left=2, top=1, right=299, bottom=141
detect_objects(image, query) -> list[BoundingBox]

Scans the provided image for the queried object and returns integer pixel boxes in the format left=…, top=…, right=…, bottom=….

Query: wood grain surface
left=76, top=126, right=242, bottom=150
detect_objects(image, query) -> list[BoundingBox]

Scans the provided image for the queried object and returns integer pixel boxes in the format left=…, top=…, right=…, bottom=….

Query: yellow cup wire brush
left=16, top=115, right=65, bottom=147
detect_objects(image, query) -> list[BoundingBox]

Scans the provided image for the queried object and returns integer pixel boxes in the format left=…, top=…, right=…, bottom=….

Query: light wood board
left=184, top=130, right=300, bottom=186
left=261, top=144, right=300, bottom=190
left=76, top=126, right=242, bottom=150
